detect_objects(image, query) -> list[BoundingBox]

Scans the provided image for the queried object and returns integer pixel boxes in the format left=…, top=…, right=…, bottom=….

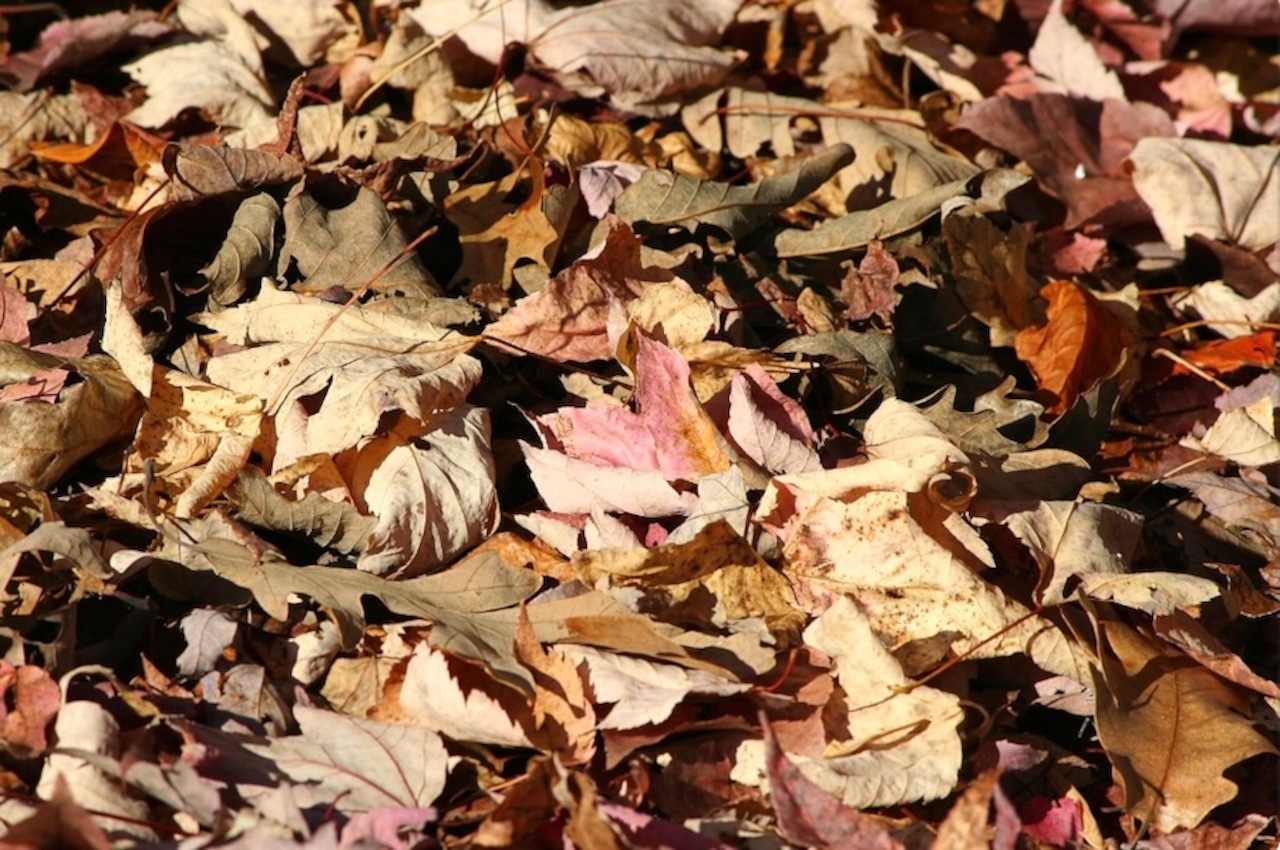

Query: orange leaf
left=1178, top=331, right=1276, bottom=376
left=30, top=120, right=161, bottom=181
left=1014, top=280, right=1135, bottom=415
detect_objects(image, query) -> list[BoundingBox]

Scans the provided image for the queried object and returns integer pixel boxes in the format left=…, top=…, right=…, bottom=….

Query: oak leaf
left=1089, top=618, right=1275, bottom=832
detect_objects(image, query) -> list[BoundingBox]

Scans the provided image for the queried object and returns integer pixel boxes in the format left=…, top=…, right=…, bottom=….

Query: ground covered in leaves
left=0, top=0, right=1278, bottom=847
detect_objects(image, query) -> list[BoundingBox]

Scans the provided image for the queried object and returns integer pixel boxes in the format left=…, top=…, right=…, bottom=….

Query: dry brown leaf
left=513, top=606, right=598, bottom=764
left=572, top=519, right=805, bottom=642
left=1014, top=280, right=1137, bottom=415
left=1090, top=618, right=1275, bottom=833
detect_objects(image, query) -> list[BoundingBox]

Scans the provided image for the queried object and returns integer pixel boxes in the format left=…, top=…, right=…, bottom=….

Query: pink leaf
left=633, top=334, right=731, bottom=480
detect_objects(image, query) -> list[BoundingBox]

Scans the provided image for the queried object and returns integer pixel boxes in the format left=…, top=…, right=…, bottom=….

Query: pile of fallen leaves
left=0, top=0, right=1278, bottom=846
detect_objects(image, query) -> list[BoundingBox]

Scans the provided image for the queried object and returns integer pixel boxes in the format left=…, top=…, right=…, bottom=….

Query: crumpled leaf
left=790, top=598, right=964, bottom=808
left=1014, top=280, right=1136, bottom=415
left=572, top=519, right=806, bottom=643
left=484, top=218, right=670, bottom=363
left=202, top=284, right=480, bottom=460
left=35, top=700, right=154, bottom=842
left=0, top=344, right=142, bottom=489
left=760, top=400, right=1086, bottom=682
left=199, top=193, right=281, bottom=308
left=163, top=143, right=303, bottom=203
left=0, top=663, right=60, bottom=758
left=616, top=144, right=854, bottom=240
left=1128, top=139, right=1280, bottom=252
left=124, top=0, right=275, bottom=130
left=227, top=467, right=375, bottom=554
left=358, top=404, right=499, bottom=578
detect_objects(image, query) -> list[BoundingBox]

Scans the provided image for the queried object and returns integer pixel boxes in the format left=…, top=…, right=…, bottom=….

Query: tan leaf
left=357, top=404, right=499, bottom=578
left=398, top=645, right=534, bottom=749
left=792, top=598, right=964, bottom=808
left=0, top=343, right=142, bottom=489
left=513, top=606, right=597, bottom=764
left=1129, top=138, right=1280, bottom=251
left=123, top=0, right=274, bottom=130
left=1090, top=618, right=1275, bottom=832
left=573, top=519, right=805, bottom=643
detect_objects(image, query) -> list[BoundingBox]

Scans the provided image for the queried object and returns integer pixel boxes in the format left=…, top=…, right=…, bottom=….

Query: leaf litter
left=0, top=0, right=1277, bottom=846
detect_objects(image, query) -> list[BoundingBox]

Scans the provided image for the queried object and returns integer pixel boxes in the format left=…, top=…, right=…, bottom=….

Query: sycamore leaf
left=1089, top=618, right=1275, bottom=833
left=616, top=144, right=854, bottom=240
left=410, top=0, right=740, bottom=110
left=1128, top=139, right=1280, bottom=251
left=245, top=706, right=448, bottom=813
